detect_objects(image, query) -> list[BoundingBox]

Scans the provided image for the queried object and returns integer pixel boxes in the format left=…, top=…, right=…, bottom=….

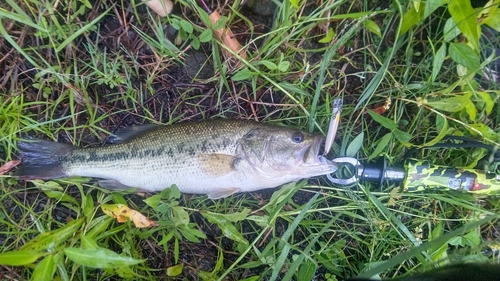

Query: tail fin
left=14, top=137, right=73, bottom=180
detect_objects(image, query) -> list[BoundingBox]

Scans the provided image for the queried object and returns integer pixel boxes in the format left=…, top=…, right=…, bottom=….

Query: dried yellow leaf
left=101, top=204, right=159, bottom=228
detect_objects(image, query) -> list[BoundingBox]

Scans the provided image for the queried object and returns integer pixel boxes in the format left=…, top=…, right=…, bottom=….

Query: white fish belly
left=65, top=153, right=272, bottom=194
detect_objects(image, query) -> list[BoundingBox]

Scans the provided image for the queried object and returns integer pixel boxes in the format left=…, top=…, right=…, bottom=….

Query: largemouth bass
left=15, top=119, right=338, bottom=199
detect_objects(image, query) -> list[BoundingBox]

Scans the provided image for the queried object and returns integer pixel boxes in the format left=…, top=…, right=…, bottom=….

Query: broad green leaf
left=111, top=193, right=127, bottom=205
left=468, top=124, right=500, bottom=141
left=64, top=248, right=144, bottom=268
left=213, top=16, right=227, bottom=30
left=318, top=28, right=335, bottom=43
left=0, top=250, right=44, bottom=266
left=157, top=230, right=175, bottom=246
left=172, top=206, right=190, bottom=226
left=485, top=8, right=500, bottom=31
left=201, top=213, right=249, bottom=245
left=368, top=133, right=392, bottom=160
left=448, top=43, right=480, bottom=70
left=278, top=61, right=290, bottom=72
left=81, top=235, right=99, bottom=250
left=418, top=115, right=450, bottom=147
left=464, top=100, right=477, bottom=120
left=31, top=180, right=64, bottom=191
left=298, top=259, right=317, bottom=281
left=207, top=208, right=250, bottom=222
left=448, top=229, right=481, bottom=246
left=168, top=184, right=181, bottom=199
left=199, top=29, right=213, bottom=42
left=180, top=19, right=193, bottom=33
left=83, top=192, right=95, bottom=220
left=143, top=194, right=161, bottom=208
left=246, top=215, right=269, bottom=227
left=82, top=0, right=92, bottom=8
left=463, top=228, right=481, bottom=245
left=448, top=0, right=479, bottom=51
left=85, top=216, right=113, bottom=239
left=431, top=43, right=446, bottom=82
left=477, top=91, right=494, bottom=115
left=289, top=0, right=300, bottom=9
left=194, top=6, right=211, bottom=26
left=21, top=218, right=84, bottom=251
left=425, top=93, right=473, bottom=112
left=393, top=129, right=413, bottom=143
left=443, top=17, right=461, bottom=42
left=429, top=223, right=448, bottom=260
left=430, top=242, right=449, bottom=261
left=401, top=0, right=449, bottom=35
left=43, top=190, right=79, bottom=206
left=261, top=60, right=278, bottom=71
left=456, top=64, right=468, bottom=77
left=240, top=261, right=264, bottom=269
left=266, top=181, right=303, bottom=212
left=413, top=0, right=421, bottom=12
left=479, top=0, right=499, bottom=25
left=346, top=132, right=364, bottom=157
left=198, top=270, right=218, bottom=280
left=367, top=110, right=397, bottom=130
left=400, top=6, right=424, bottom=35
left=232, top=69, right=255, bottom=81
left=424, top=0, right=449, bottom=18
left=167, top=264, right=183, bottom=276
left=32, top=255, right=56, bottom=280
left=115, top=266, right=137, bottom=279
left=364, top=19, right=381, bottom=37
left=191, top=36, right=200, bottom=50
left=178, top=226, right=205, bottom=242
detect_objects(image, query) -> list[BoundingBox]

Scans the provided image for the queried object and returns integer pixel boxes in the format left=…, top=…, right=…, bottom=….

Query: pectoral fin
left=197, top=154, right=239, bottom=178
left=207, top=187, right=240, bottom=199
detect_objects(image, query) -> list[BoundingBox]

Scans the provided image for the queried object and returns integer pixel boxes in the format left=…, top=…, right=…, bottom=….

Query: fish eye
left=291, top=132, right=304, bottom=143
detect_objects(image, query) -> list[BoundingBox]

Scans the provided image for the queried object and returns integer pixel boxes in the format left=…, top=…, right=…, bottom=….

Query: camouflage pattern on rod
left=403, top=159, right=500, bottom=194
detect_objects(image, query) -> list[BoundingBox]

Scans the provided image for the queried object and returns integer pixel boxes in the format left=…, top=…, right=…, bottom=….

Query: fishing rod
left=327, top=156, right=500, bottom=193
left=324, top=98, right=500, bottom=194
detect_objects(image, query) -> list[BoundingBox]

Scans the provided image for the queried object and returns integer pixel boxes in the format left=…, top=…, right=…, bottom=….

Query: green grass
left=1, top=0, right=500, bottom=280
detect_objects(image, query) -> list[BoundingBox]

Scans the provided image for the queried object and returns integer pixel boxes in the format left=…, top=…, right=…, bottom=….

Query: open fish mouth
left=300, top=136, right=339, bottom=175
left=301, top=136, right=327, bottom=165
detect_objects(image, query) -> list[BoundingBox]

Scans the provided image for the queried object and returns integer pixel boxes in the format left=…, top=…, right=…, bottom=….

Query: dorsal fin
left=108, top=124, right=159, bottom=144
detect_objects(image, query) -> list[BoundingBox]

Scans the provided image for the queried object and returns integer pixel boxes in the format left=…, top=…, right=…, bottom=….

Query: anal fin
left=98, top=179, right=137, bottom=191
left=207, top=187, right=240, bottom=199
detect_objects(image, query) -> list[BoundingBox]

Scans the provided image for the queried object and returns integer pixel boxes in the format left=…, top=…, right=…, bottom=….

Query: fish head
left=238, top=127, right=338, bottom=184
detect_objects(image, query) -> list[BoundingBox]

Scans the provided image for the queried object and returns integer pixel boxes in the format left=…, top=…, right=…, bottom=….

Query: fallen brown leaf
left=0, top=160, right=20, bottom=175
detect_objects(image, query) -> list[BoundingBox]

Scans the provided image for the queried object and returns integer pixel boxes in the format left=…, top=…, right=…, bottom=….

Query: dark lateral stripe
left=67, top=146, right=168, bottom=164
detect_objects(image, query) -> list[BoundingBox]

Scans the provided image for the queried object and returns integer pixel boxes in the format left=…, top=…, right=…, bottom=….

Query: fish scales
left=66, top=120, right=252, bottom=193
left=15, top=119, right=339, bottom=199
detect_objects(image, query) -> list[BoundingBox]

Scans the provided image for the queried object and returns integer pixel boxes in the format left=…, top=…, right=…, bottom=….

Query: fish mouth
left=297, top=136, right=338, bottom=174
left=301, top=136, right=327, bottom=165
